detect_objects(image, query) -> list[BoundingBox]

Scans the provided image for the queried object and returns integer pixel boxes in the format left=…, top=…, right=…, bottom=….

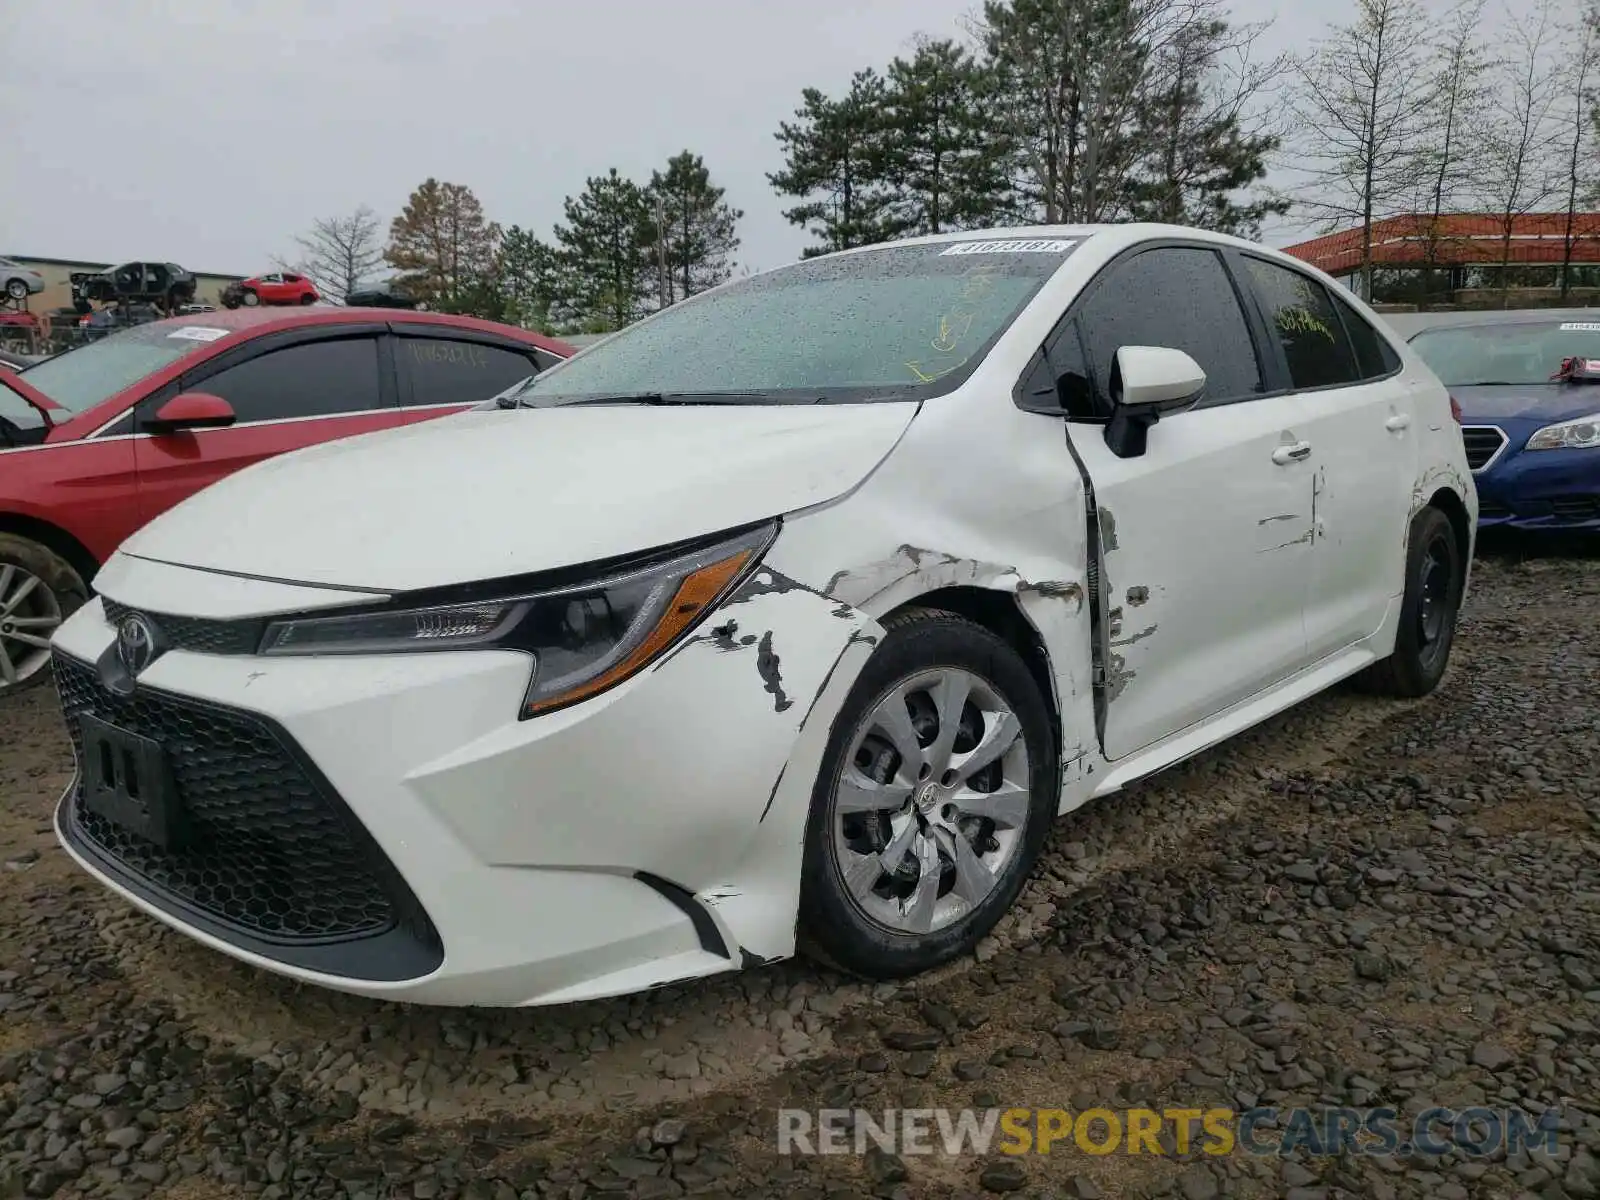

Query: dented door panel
left=1066, top=396, right=1313, bottom=760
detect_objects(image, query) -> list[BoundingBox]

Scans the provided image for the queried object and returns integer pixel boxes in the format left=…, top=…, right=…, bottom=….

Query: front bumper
left=50, top=568, right=878, bottom=1007
left=1471, top=442, right=1600, bottom=531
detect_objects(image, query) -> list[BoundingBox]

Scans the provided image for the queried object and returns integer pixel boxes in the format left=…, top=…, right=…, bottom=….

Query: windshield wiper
left=521, top=391, right=797, bottom=408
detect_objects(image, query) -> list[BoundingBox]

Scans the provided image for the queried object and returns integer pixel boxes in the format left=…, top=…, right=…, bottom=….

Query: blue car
left=1407, top=311, right=1600, bottom=531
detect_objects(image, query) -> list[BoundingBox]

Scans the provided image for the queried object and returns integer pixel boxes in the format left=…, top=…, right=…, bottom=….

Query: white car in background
left=0, top=258, right=46, bottom=301
left=48, top=224, right=1474, bottom=1007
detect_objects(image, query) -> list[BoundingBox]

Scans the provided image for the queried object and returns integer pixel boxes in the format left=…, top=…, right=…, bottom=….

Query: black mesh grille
left=1461, top=426, right=1506, bottom=471
left=53, top=651, right=440, bottom=977
left=1550, top=495, right=1600, bottom=521
left=100, top=598, right=262, bottom=656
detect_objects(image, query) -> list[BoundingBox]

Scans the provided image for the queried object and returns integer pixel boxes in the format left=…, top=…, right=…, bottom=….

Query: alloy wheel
left=831, top=667, right=1032, bottom=936
left=0, top=563, right=62, bottom=691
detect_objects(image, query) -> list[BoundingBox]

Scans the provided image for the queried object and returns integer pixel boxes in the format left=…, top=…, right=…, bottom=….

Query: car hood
left=1452, top=383, right=1600, bottom=424
left=120, top=402, right=920, bottom=593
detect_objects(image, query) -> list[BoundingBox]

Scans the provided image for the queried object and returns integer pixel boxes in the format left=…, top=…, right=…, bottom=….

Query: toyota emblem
left=116, top=613, right=158, bottom=676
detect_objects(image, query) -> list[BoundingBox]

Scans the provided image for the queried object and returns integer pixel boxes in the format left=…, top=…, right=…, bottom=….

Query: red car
left=0, top=308, right=572, bottom=694
left=228, top=272, right=320, bottom=307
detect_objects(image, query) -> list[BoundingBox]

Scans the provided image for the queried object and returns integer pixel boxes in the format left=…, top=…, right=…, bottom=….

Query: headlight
left=258, top=522, right=776, bottom=717
left=1526, top=412, right=1600, bottom=451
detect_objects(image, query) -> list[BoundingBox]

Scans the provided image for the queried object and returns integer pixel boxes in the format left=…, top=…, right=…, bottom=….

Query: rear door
left=391, top=326, right=560, bottom=424
left=1237, top=256, right=1416, bottom=660
left=133, top=328, right=403, bottom=524
left=1056, top=242, right=1314, bottom=760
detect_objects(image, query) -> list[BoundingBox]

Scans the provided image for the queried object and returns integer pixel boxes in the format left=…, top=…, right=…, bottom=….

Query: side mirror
left=1104, top=346, right=1206, bottom=459
left=147, top=391, right=237, bottom=433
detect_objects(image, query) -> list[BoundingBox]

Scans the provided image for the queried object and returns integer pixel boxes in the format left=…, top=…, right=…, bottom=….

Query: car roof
left=138, top=307, right=575, bottom=356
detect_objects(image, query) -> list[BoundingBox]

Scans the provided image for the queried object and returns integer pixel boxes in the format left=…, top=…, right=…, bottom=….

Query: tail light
left=1449, top=394, right=1463, bottom=424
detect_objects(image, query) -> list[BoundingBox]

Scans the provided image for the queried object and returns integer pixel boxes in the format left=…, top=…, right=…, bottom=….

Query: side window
left=1328, top=289, right=1400, bottom=379
left=1242, top=258, right=1362, bottom=390
left=193, top=337, right=384, bottom=422
left=400, top=338, right=540, bottom=407
left=1076, top=247, right=1263, bottom=407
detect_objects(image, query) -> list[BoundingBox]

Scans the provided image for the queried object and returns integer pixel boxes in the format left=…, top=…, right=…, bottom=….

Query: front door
left=134, top=331, right=404, bottom=525
left=1055, top=244, right=1313, bottom=760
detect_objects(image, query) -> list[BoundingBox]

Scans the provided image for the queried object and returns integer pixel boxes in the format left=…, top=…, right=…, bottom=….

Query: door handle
left=1271, top=441, right=1313, bottom=465
left=1385, top=414, right=1412, bottom=432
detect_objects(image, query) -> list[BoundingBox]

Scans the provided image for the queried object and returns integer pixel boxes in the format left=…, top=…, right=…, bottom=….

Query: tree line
left=280, top=152, right=741, bottom=335
left=281, top=0, right=1600, bottom=326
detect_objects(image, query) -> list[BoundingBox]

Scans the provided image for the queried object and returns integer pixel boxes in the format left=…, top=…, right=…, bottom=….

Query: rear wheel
left=5, top=279, right=27, bottom=300
left=0, top=535, right=87, bottom=696
left=1357, top=505, right=1464, bottom=698
left=798, top=608, right=1057, bottom=978
left=299, top=292, right=316, bottom=305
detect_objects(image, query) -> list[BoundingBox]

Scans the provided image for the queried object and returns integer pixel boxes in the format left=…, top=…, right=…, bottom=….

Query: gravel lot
left=2, top=536, right=1597, bottom=1200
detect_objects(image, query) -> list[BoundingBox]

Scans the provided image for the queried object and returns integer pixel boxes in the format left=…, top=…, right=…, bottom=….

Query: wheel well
left=1426, top=487, right=1472, bottom=566
left=0, top=514, right=99, bottom=588
left=885, top=586, right=1062, bottom=762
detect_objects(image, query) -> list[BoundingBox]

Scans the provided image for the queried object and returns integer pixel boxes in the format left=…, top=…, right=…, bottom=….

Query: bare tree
left=1477, top=0, right=1562, bottom=306
left=1558, top=6, right=1599, bottom=301
left=1400, top=0, right=1496, bottom=302
left=1288, top=0, right=1436, bottom=301
left=282, top=206, right=385, bottom=303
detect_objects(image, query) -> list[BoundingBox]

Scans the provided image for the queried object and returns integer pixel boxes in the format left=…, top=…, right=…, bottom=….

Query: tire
left=0, top=534, right=87, bottom=697
left=299, top=293, right=317, bottom=305
left=240, top=289, right=260, bottom=307
left=1357, top=505, right=1464, bottom=698
left=5, top=279, right=27, bottom=300
left=797, top=607, right=1058, bottom=979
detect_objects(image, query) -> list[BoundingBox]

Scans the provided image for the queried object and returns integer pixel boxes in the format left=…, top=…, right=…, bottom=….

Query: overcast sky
left=0, top=0, right=1555, bottom=278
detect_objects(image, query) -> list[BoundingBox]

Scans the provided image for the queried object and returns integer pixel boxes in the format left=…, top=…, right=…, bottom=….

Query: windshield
left=17, top=321, right=225, bottom=416
left=1409, top=320, right=1600, bottom=386
left=516, top=238, right=1083, bottom=405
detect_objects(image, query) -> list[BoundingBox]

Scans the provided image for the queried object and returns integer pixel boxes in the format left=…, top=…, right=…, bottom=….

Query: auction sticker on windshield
left=940, top=239, right=1080, bottom=256
left=1559, top=322, right=1600, bottom=331
left=166, top=327, right=229, bottom=342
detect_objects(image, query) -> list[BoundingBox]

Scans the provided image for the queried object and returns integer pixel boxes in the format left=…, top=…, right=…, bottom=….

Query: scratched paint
left=1098, top=506, right=1119, bottom=551
left=1126, top=586, right=1149, bottom=607
left=755, top=631, right=793, bottom=712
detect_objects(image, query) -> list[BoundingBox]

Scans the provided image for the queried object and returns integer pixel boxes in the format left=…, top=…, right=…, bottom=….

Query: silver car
left=0, top=258, right=46, bottom=302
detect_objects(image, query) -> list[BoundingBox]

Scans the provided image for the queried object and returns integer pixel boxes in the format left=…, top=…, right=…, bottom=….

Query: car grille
left=1461, top=426, right=1508, bottom=471
left=100, top=599, right=261, bottom=656
left=53, top=651, right=441, bottom=979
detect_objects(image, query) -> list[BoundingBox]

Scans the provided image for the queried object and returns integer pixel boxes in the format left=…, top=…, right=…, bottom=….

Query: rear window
left=517, top=238, right=1084, bottom=405
left=1409, top=320, right=1600, bottom=387
left=17, top=322, right=225, bottom=416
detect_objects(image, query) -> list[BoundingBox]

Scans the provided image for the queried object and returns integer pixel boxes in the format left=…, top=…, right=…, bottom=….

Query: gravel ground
left=1, top=535, right=1597, bottom=1200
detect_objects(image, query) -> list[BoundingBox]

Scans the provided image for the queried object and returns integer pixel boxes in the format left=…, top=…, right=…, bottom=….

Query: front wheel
left=5, top=279, right=28, bottom=300
left=0, top=534, right=87, bottom=697
left=299, top=293, right=316, bottom=305
left=798, top=608, right=1058, bottom=979
left=1357, top=505, right=1464, bottom=698
left=240, top=289, right=260, bottom=307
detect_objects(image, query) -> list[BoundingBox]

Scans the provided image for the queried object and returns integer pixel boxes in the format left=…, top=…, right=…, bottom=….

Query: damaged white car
left=48, top=225, right=1475, bottom=1006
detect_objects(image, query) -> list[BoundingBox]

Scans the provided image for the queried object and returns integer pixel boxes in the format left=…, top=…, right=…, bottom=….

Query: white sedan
left=48, top=224, right=1476, bottom=1006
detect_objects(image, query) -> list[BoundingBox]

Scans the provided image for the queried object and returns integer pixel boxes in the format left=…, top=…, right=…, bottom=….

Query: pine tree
left=496, top=225, right=566, bottom=332
left=384, top=179, right=501, bottom=309
left=768, top=70, right=899, bottom=256
left=978, top=0, right=1166, bottom=223
left=1124, top=16, right=1290, bottom=237
left=880, top=38, right=1017, bottom=235
left=553, top=169, right=653, bottom=331
left=645, top=152, right=742, bottom=304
